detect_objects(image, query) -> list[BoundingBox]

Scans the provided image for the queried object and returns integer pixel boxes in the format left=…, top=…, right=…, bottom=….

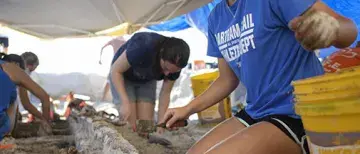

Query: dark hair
left=356, top=41, right=360, bottom=48
left=160, top=37, right=190, bottom=68
left=0, top=53, right=25, bottom=70
left=21, top=51, right=39, bottom=66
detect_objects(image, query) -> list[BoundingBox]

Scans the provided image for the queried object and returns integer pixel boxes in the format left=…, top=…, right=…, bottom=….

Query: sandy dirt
left=1, top=120, right=76, bottom=154
left=113, top=121, right=213, bottom=154
left=1, top=113, right=214, bottom=154
left=1, top=135, right=76, bottom=154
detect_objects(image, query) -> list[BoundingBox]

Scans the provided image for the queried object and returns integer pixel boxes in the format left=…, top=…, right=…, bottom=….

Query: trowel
left=136, top=119, right=188, bottom=146
left=136, top=119, right=188, bottom=133
left=156, top=119, right=188, bottom=128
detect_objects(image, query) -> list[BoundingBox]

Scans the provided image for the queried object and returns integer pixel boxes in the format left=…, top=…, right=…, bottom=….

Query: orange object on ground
left=27, top=110, right=54, bottom=123
left=194, top=60, right=206, bottom=70
left=322, top=47, right=360, bottom=73
left=64, top=107, right=72, bottom=118
left=0, top=144, right=15, bottom=149
left=64, top=99, right=86, bottom=118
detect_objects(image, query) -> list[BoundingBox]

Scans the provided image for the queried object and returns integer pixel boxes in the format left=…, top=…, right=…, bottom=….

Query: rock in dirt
left=59, top=146, right=78, bottom=154
left=148, top=133, right=172, bottom=146
left=79, top=105, right=97, bottom=117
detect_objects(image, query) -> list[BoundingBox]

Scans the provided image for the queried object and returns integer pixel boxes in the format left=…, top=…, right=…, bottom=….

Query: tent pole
left=166, top=0, right=184, bottom=5
left=140, top=0, right=187, bottom=27
left=142, top=4, right=166, bottom=27
left=110, top=0, right=127, bottom=23
left=164, top=0, right=187, bottom=21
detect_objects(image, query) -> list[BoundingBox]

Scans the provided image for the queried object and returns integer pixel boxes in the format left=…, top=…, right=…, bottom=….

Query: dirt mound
left=114, top=121, right=212, bottom=154
left=1, top=136, right=75, bottom=154
left=1, top=120, right=76, bottom=154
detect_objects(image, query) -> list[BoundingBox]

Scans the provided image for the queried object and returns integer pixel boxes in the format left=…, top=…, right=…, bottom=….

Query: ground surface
left=1, top=116, right=214, bottom=154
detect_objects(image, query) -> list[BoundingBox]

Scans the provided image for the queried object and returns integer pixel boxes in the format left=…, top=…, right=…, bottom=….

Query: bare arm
left=2, top=63, right=51, bottom=121
left=158, top=79, right=175, bottom=123
left=111, top=51, right=130, bottom=120
left=185, top=58, right=239, bottom=115
left=161, top=58, right=239, bottom=127
left=18, top=87, right=47, bottom=120
left=111, top=51, right=131, bottom=104
left=101, top=82, right=110, bottom=101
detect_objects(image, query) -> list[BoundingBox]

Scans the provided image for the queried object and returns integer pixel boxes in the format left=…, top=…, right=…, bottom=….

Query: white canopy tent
left=1, top=0, right=235, bottom=116
left=0, top=0, right=212, bottom=38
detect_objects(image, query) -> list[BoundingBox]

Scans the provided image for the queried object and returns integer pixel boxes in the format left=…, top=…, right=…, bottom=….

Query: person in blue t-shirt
left=160, top=0, right=357, bottom=153
left=1, top=53, right=54, bottom=124
left=0, top=53, right=52, bottom=141
left=110, top=32, right=190, bottom=133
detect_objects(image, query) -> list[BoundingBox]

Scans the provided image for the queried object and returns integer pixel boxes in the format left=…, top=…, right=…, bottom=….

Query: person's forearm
left=158, top=91, right=171, bottom=123
left=333, top=18, right=358, bottom=48
left=111, top=71, right=130, bottom=104
left=102, top=83, right=110, bottom=101
left=35, top=88, right=51, bottom=121
left=186, top=76, right=239, bottom=115
left=40, top=97, right=51, bottom=121
left=24, top=102, right=45, bottom=120
left=19, top=87, right=47, bottom=120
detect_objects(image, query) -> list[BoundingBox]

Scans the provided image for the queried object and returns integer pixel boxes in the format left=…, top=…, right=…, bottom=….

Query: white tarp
left=0, top=0, right=212, bottom=38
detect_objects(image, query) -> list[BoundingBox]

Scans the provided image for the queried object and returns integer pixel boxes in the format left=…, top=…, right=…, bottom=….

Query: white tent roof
left=0, top=0, right=212, bottom=38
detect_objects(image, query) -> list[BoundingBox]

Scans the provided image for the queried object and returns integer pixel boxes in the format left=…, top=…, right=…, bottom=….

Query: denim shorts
left=235, top=110, right=309, bottom=154
left=109, top=75, right=156, bottom=105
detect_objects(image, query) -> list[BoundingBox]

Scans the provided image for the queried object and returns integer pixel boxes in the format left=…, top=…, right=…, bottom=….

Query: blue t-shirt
left=0, top=60, right=17, bottom=112
left=207, top=0, right=324, bottom=119
left=111, top=32, right=181, bottom=82
left=0, top=60, right=17, bottom=140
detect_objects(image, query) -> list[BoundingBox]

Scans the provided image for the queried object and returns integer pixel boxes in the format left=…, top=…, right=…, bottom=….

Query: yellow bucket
left=293, top=66, right=360, bottom=154
left=191, top=70, right=232, bottom=124
left=292, top=66, right=360, bottom=95
left=191, top=71, right=220, bottom=96
left=294, top=88, right=360, bottom=103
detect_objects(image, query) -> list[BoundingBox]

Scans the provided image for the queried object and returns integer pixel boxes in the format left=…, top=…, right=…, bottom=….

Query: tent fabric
left=147, top=16, right=191, bottom=32
left=183, top=0, right=221, bottom=37
left=318, top=0, right=360, bottom=58
left=0, top=0, right=212, bottom=38
left=103, top=23, right=142, bottom=36
left=147, top=0, right=221, bottom=35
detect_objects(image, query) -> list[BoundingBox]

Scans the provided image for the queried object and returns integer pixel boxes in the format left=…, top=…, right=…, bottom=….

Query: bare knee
left=187, top=117, right=246, bottom=154
left=204, top=122, right=302, bottom=154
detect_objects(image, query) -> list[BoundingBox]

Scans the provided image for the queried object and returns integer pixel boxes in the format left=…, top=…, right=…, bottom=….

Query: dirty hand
left=156, top=127, right=165, bottom=134
left=160, top=106, right=190, bottom=129
left=40, top=120, right=53, bottom=134
left=119, top=102, right=131, bottom=121
left=289, top=9, right=340, bottom=51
